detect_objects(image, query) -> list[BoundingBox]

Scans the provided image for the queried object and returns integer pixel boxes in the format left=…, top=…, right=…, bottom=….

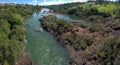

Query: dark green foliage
left=40, top=15, right=74, bottom=34
left=45, top=2, right=82, bottom=14
left=114, top=8, right=120, bottom=19
left=42, top=2, right=120, bottom=65
left=8, top=14, right=23, bottom=30
left=67, top=3, right=118, bottom=18
left=40, top=15, right=93, bottom=50
left=95, top=36, right=120, bottom=65
left=0, top=4, right=41, bottom=65
left=41, top=3, right=120, bottom=64
left=89, top=23, right=102, bottom=32
left=8, top=14, right=23, bottom=25
left=46, top=2, right=119, bottom=19
left=69, top=34, right=88, bottom=50
left=88, top=15, right=103, bottom=22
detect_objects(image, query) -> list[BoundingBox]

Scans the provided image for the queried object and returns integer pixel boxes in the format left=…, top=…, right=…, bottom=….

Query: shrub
left=89, top=23, right=102, bottom=32
left=95, top=35, right=120, bottom=64
left=88, top=15, right=103, bottom=22
left=69, top=34, right=89, bottom=50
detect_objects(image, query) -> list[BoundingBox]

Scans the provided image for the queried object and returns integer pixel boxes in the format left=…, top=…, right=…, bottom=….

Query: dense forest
left=41, top=1, right=120, bottom=65
left=0, top=4, right=40, bottom=65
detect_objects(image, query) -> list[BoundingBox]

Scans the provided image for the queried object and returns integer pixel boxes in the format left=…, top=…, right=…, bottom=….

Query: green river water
left=25, top=8, right=86, bottom=65
left=25, top=12, right=69, bottom=65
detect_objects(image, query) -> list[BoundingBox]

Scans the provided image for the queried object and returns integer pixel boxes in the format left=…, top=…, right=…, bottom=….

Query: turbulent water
left=25, top=10, right=69, bottom=65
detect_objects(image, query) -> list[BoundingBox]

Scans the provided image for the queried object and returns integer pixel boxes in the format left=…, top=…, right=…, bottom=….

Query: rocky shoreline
left=42, top=28, right=102, bottom=65
left=42, top=17, right=95, bottom=65
left=39, top=14, right=120, bottom=65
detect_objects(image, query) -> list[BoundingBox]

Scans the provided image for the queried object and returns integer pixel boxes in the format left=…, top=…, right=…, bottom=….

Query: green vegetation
left=41, top=1, right=120, bottom=64
left=48, top=2, right=120, bottom=33
left=40, top=15, right=120, bottom=65
left=0, top=4, right=41, bottom=65
left=40, top=15, right=73, bottom=34
left=46, top=2, right=120, bottom=22
left=88, top=23, right=102, bottom=32
left=46, top=2, right=81, bottom=14
left=40, top=15, right=93, bottom=50
left=69, top=34, right=91, bottom=50
left=95, top=35, right=120, bottom=65
left=67, top=2, right=119, bottom=18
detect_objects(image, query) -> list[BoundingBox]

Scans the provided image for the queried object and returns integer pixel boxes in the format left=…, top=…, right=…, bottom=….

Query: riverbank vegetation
left=40, top=14, right=120, bottom=65
left=46, top=1, right=120, bottom=33
left=0, top=4, right=41, bottom=65
left=46, top=3, right=81, bottom=14
left=41, top=1, right=120, bottom=65
left=46, top=1, right=120, bottom=21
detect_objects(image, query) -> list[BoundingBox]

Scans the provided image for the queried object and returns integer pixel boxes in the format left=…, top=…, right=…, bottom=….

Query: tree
left=8, top=14, right=23, bottom=30
left=0, top=4, right=41, bottom=65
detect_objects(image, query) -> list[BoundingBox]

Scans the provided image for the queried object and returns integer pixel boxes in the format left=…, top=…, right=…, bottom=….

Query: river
left=24, top=8, right=85, bottom=65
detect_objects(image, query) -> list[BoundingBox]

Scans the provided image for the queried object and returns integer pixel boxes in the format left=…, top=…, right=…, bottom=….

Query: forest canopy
left=0, top=4, right=41, bottom=65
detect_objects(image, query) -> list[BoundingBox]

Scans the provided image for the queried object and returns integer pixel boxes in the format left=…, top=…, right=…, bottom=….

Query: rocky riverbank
left=42, top=27, right=102, bottom=65
left=40, top=15, right=120, bottom=65
left=40, top=15, right=101, bottom=65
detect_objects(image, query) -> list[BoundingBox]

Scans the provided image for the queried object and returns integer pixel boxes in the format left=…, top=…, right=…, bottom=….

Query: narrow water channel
left=25, top=8, right=87, bottom=65
left=25, top=11, right=69, bottom=65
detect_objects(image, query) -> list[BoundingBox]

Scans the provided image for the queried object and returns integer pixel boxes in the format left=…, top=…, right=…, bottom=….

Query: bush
left=89, top=23, right=102, bottom=32
left=40, top=15, right=74, bottom=34
left=88, top=15, right=103, bottom=22
left=69, top=34, right=89, bottom=50
left=8, top=14, right=23, bottom=26
left=95, top=35, right=120, bottom=64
